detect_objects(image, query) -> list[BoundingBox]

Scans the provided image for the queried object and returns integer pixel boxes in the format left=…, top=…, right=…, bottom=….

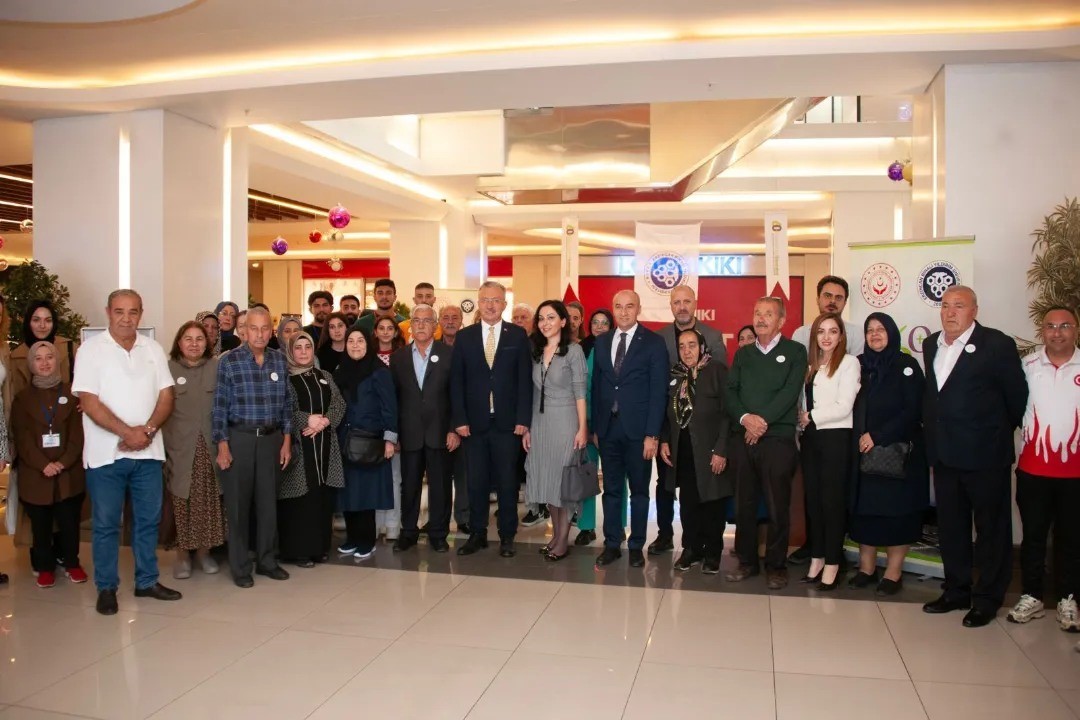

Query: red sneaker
left=36, top=571, right=56, bottom=588
left=65, top=567, right=89, bottom=584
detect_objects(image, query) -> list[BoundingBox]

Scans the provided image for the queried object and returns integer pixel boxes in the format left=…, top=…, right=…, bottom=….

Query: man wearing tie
left=921, top=285, right=1027, bottom=627
left=450, top=281, right=533, bottom=558
left=592, top=290, right=669, bottom=568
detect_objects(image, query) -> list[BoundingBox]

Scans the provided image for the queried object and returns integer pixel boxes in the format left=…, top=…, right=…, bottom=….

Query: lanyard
left=42, top=388, right=61, bottom=432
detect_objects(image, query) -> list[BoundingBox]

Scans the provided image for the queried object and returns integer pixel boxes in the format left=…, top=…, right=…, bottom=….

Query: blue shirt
left=411, top=341, right=433, bottom=389
left=212, top=345, right=292, bottom=442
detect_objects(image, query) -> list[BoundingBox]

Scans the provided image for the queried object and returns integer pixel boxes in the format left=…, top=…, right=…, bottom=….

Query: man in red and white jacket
left=1007, top=306, right=1080, bottom=647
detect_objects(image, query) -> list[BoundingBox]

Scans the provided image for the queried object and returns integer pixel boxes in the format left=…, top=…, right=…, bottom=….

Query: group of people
left=0, top=275, right=1075, bottom=652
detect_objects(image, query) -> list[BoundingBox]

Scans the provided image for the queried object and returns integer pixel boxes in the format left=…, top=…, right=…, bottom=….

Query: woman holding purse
left=659, top=329, right=732, bottom=574
left=523, top=301, right=588, bottom=562
left=849, top=312, right=928, bottom=595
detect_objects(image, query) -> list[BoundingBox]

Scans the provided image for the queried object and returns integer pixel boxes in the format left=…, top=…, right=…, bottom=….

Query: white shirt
left=72, top=331, right=174, bottom=469
left=482, top=321, right=502, bottom=353
left=934, top=323, right=976, bottom=390
left=611, top=323, right=639, bottom=366
left=807, top=354, right=862, bottom=429
left=1018, top=347, right=1080, bottom=477
left=755, top=333, right=782, bottom=355
left=792, top=321, right=865, bottom=356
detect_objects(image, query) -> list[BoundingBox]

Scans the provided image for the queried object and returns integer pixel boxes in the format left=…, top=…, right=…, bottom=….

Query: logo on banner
left=644, top=253, right=690, bottom=295
left=917, top=261, right=961, bottom=307
left=460, top=299, right=476, bottom=314
left=860, top=263, right=901, bottom=308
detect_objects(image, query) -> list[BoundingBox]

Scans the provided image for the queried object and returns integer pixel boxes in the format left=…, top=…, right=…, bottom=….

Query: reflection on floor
left=0, top=510, right=1077, bottom=719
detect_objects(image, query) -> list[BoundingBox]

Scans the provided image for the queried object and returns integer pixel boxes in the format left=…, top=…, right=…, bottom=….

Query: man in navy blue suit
left=450, top=281, right=533, bottom=558
left=591, top=290, right=670, bottom=568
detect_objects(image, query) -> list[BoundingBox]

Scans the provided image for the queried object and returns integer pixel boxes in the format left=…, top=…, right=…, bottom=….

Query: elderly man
left=437, top=303, right=469, bottom=530
left=725, top=296, right=806, bottom=590
left=512, top=303, right=534, bottom=335
left=212, top=306, right=293, bottom=588
left=650, top=285, right=725, bottom=555
left=922, top=286, right=1027, bottom=627
left=591, top=290, right=669, bottom=568
left=398, top=283, right=443, bottom=343
left=1007, top=306, right=1080, bottom=634
left=390, top=304, right=458, bottom=552
left=73, top=289, right=180, bottom=615
left=439, top=304, right=463, bottom=347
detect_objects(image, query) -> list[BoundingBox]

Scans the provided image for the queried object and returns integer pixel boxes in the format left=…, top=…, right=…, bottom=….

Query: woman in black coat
left=849, top=312, right=929, bottom=595
left=659, top=328, right=732, bottom=575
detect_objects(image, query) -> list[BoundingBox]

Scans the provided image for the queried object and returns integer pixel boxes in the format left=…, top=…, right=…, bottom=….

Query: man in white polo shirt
left=73, top=289, right=181, bottom=615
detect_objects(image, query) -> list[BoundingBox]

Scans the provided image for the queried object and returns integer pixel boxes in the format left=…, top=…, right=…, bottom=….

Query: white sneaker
left=1007, top=594, right=1045, bottom=624
left=1057, top=595, right=1079, bottom=632
left=199, top=554, right=220, bottom=575
left=172, top=555, right=192, bottom=580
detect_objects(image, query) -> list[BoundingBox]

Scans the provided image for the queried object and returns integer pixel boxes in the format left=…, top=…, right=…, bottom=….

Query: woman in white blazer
left=798, top=312, right=861, bottom=590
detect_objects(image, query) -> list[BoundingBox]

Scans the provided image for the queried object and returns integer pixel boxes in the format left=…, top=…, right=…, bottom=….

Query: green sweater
left=725, top=336, right=807, bottom=439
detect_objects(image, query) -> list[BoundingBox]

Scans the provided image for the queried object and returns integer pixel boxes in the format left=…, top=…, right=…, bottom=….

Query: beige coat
left=162, top=357, right=219, bottom=499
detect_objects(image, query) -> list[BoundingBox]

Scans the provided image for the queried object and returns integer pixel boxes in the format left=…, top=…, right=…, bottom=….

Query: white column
left=389, top=220, right=440, bottom=303
left=831, top=191, right=909, bottom=318
left=442, top=207, right=485, bottom=289
left=33, top=110, right=247, bottom=336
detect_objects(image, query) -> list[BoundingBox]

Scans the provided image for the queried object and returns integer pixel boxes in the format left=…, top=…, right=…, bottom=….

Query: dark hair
left=806, top=312, right=848, bottom=381
left=816, top=275, right=850, bottom=297
left=22, top=299, right=59, bottom=345
left=529, top=300, right=573, bottom=360
left=373, top=315, right=405, bottom=352
left=676, top=327, right=708, bottom=364
left=737, top=324, right=755, bottom=339
left=566, top=301, right=586, bottom=340
left=317, top=312, right=350, bottom=350
left=374, top=278, right=396, bottom=292
left=340, top=294, right=360, bottom=307
left=170, top=321, right=212, bottom=362
left=307, top=290, right=333, bottom=307
left=1043, top=305, right=1079, bottom=325
left=588, top=308, right=614, bottom=333
left=414, top=282, right=435, bottom=292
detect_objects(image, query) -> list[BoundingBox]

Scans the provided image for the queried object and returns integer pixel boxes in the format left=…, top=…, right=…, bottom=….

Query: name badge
left=964, top=344, right=975, bottom=354
left=58, top=396, right=69, bottom=405
left=177, top=376, right=187, bottom=385
left=270, top=372, right=280, bottom=381
left=319, top=378, right=329, bottom=385
left=431, top=355, right=440, bottom=363
left=776, top=355, right=786, bottom=363
left=42, top=433, right=61, bottom=448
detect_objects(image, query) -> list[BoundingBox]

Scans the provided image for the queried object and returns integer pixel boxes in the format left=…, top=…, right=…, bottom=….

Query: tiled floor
left=1, top=523, right=1078, bottom=719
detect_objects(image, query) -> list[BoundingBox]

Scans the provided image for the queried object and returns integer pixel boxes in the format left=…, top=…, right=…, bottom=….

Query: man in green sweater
left=724, top=296, right=807, bottom=590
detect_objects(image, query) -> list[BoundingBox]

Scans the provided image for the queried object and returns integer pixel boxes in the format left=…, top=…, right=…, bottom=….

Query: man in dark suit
left=450, top=281, right=533, bottom=558
left=592, top=290, right=669, bottom=568
left=389, top=304, right=458, bottom=553
left=922, top=285, right=1027, bottom=627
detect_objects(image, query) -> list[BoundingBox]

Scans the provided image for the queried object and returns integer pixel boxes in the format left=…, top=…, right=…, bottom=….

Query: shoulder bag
left=560, top=449, right=600, bottom=503
left=344, top=426, right=385, bottom=466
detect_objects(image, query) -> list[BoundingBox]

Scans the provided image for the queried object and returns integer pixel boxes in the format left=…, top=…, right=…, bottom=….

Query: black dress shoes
left=702, top=557, right=721, bottom=575
left=430, top=539, right=450, bottom=553
left=849, top=570, right=878, bottom=589
left=962, top=608, right=996, bottom=628
left=725, top=564, right=760, bottom=582
left=674, top=551, right=702, bottom=572
left=595, top=547, right=622, bottom=566
left=96, top=589, right=119, bottom=615
left=457, top=523, right=472, bottom=535
left=876, top=577, right=903, bottom=596
left=457, top=533, right=489, bottom=556
left=647, top=536, right=674, bottom=555
left=235, top=575, right=254, bottom=588
left=134, top=582, right=182, bottom=601
left=574, top=529, right=596, bottom=546
left=787, top=544, right=812, bottom=565
left=393, top=536, right=418, bottom=552
left=629, top=549, right=645, bottom=567
left=499, top=540, right=516, bottom=558
left=256, top=566, right=290, bottom=581
left=923, top=594, right=970, bottom=614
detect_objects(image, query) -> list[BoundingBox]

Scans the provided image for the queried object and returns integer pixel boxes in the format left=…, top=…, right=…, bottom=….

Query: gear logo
left=860, top=263, right=901, bottom=308
left=644, top=253, right=689, bottom=295
left=460, top=299, right=476, bottom=314
left=917, top=261, right=961, bottom=307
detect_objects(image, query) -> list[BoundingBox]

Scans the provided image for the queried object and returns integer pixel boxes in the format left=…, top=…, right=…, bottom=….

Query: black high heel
left=545, top=548, right=571, bottom=562
left=817, top=565, right=841, bottom=591
left=799, top=571, right=823, bottom=584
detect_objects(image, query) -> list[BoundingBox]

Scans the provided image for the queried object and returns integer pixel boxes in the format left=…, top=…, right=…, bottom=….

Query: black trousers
left=218, top=429, right=283, bottom=577
left=1016, top=469, right=1080, bottom=600
left=732, top=435, right=799, bottom=570
left=465, top=427, right=521, bottom=541
left=801, top=427, right=851, bottom=565
left=22, top=493, right=84, bottom=573
left=344, top=509, right=376, bottom=552
left=676, top=443, right=725, bottom=558
left=401, top=446, right=453, bottom=541
left=452, top=449, right=469, bottom=527
left=934, top=463, right=1013, bottom=612
left=655, top=460, right=676, bottom=539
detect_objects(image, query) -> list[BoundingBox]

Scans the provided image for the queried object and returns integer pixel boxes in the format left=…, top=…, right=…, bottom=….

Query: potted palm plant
left=1022, top=197, right=1080, bottom=352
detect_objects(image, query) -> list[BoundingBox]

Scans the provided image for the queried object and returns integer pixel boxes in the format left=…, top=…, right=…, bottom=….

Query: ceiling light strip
left=0, top=172, right=32, bottom=184
left=247, top=192, right=326, bottom=216
left=118, top=127, right=131, bottom=288
left=222, top=130, right=233, bottom=300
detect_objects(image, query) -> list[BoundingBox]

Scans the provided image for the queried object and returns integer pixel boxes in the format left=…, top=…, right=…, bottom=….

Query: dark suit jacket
left=450, top=321, right=532, bottom=433
left=660, top=361, right=733, bottom=503
left=922, top=322, right=1027, bottom=470
left=390, top=340, right=454, bottom=452
left=591, top=324, right=669, bottom=440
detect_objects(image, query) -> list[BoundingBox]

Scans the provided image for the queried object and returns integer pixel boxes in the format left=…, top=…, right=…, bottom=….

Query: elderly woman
left=660, top=329, right=732, bottom=574
left=10, top=300, right=78, bottom=400
left=10, top=341, right=88, bottom=588
left=215, top=301, right=242, bottom=352
left=196, top=311, right=222, bottom=357
left=849, top=312, right=928, bottom=595
left=278, top=332, right=345, bottom=566
left=163, top=321, right=227, bottom=579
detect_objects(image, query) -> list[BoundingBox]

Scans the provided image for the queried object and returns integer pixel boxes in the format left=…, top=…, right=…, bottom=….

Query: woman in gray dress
left=523, top=300, right=588, bottom=561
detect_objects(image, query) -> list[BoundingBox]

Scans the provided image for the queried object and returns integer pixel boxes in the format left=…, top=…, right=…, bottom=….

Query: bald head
left=669, top=285, right=698, bottom=328
left=940, top=285, right=978, bottom=342
left=612, top=290, right=641, bottom=331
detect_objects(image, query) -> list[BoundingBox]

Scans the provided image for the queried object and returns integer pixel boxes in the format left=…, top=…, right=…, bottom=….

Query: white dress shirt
left=482, top=320, right=502, bottom=352
left=611, top=323, right=639, bottom=366
left=755, top=333, right=782, bottom=355
left=934, top=323, right=976, bottom=390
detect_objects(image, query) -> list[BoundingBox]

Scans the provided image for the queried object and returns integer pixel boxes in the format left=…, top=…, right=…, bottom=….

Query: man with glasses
left=1007, top=306, right=1080, bottom=641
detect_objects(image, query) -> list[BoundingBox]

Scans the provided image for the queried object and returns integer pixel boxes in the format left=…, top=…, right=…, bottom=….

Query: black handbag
left=344, top=427, right=385, bottom=466
left=560, top=450, right=600, bottom=503
left=859, top=442, right=911, bottom=480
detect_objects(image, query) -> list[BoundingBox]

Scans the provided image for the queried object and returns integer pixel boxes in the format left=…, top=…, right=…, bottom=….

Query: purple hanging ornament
left=271, top=236, right=288, bottom=255
left=887, top=161, right=905, bottom=182
left=328, top=204, right=351, bottom=229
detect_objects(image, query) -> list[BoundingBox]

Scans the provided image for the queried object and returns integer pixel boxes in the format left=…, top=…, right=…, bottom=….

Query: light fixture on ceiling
left=0, top=172, right=32, bottom=184
left=0, top=198, right=32, bottom=209
left=682, top=192, right=828, bottom=204
left=247, top=192, right=327, bottom=216
left=341, top=231, right=391, bottom=241
left=248, top=247, right=389, bottom=259
left=524, top=228, right=636, bottom=248
left=250, top=262, right=260, bottom=268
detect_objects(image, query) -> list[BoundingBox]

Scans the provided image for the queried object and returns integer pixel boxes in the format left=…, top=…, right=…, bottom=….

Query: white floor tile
left=0, top=709, right=96, bottom=720
left=997, top=616, right=1080, bottom=690
left=916, top=681, right=1076, bottom=720
left=775, top=673, right=927, bottom=720
left=645, top=590, right=772, bottom=672
left=1057, top=689, right=1080, bottom=718
left=623, top=662, right=775, bottom=720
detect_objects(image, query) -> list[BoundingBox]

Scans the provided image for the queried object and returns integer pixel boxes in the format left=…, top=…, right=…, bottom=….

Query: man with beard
left=339, top=295, right=361, bottom=326
left=354, top=279, right=404, bottom=335
left=303, top=291, right=333, bottom=345
left=439, top=305, right=463, bottom=347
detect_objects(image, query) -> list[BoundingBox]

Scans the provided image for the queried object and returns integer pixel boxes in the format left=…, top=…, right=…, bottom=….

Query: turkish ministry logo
left=860, top=263, right=901, bottom=308
left=645, top=253, right=689, bottom=295
left=917, top=261, right=961, bottom=307
left=1074, top=374, right=1080, bottom=387
left=460, top=299, right=476, bottom=314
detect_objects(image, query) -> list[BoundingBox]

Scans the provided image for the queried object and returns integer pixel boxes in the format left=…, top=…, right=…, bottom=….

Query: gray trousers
left=218, top=429, right=282, bottom=577
left=452, top=449, right=470, bottom=527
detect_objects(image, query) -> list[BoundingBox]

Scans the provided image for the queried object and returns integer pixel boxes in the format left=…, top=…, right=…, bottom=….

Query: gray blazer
left=656, top=320, right=727, bottom=367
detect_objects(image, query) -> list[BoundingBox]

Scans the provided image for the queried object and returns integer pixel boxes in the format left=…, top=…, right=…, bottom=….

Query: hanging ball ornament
left=20, top=219, right=32, bottom=231
left=309, top=230, right=322, bottom=244
left=329, top=230, right=344, bottom=242
left=328, top=204, right=351, bottom=229
left=271, top=236, right=289, bottom=256
left=0, top=258, right=8, bottom=271
left=887, top=161, right=905, bottom=182
left=327, top=258, right=343, bottom=272
left=0, top=236, right=5, bottom=250
left=902, top=162, right=913, bottom=185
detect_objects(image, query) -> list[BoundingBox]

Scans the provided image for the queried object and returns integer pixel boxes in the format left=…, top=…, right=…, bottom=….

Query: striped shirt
left=211, top=345, right=292, bottom=442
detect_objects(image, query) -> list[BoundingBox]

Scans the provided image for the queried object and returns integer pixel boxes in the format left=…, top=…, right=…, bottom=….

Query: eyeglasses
left=1044, top=323, right=1076, bottom=332
left=477, top=298, right=503, bottom=305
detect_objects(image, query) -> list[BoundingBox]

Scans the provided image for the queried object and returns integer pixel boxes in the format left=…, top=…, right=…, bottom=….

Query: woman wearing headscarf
left=10, top=300, right=78, bottom=401
left=275, top=316, right=302, bottom=351
left=162, top=321, right=226, bottom=579
left=195, top=311, right=222, bottom=357
left=215, top=301, right=242, bottom=352
left=849, top=312, right=928, bottom=595
left=659, top=328, right=732, bottom=574
left=277, top=331, right=345, bottom=567
left=10, top=341, right=87, bottom=588
left=335, top=327, right=398, bottom=560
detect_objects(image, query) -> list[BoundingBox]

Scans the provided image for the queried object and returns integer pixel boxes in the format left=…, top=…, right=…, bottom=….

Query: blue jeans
left=86, top=459, right=163, bottom=591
